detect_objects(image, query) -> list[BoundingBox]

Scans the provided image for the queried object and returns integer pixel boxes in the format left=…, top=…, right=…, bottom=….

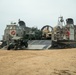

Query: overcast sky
left=0, top=0, right=76, bottom=40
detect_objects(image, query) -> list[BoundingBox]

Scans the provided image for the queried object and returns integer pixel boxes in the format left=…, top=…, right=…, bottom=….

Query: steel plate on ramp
left=27, top=40, right=51, bottom=50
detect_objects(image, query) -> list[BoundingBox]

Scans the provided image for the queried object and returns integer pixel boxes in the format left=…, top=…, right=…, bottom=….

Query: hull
left=51, top=40, right=76, bottom=49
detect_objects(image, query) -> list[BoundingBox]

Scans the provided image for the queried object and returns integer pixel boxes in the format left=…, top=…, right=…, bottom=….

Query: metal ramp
left=27, top=40, right=51, bottom=50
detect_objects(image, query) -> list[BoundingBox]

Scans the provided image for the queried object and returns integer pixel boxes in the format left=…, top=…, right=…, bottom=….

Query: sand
left=0, top=48, right=76, bottom=75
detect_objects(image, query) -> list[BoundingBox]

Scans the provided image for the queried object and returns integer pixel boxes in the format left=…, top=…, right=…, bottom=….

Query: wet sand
left=0, top=48, right=76, bottom=75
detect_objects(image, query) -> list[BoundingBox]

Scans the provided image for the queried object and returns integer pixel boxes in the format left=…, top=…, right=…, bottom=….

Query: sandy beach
left=0, top=48, right=76, bottom=75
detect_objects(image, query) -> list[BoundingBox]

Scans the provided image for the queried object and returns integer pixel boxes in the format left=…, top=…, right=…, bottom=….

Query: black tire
left=7, top=46, right=11, bottom=50
left=25, top=42, right=28, bottom=48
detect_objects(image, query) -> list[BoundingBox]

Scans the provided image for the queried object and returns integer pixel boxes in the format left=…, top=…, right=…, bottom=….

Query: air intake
left=66, top=18, right=74, bottom=24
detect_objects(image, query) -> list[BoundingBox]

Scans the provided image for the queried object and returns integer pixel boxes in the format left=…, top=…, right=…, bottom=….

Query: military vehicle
left=7, top=37, right=28, bottom=50
left=3, top=18, right=76, bottom=50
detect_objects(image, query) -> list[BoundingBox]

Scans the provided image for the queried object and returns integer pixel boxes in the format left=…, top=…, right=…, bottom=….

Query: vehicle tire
left=25, top=43, right=28, bottom=48
left=7, top=46, right=11, bottom=50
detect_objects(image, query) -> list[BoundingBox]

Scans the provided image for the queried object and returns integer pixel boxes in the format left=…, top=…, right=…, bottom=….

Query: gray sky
left=0, top=0, right=76, bottom=40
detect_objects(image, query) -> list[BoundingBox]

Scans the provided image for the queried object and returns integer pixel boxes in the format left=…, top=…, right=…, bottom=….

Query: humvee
left=7, top=37, right=28, bottom=50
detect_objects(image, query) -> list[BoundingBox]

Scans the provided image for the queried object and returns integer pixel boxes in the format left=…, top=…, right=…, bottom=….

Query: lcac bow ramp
left=27, top=40, right=52, bottom=50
